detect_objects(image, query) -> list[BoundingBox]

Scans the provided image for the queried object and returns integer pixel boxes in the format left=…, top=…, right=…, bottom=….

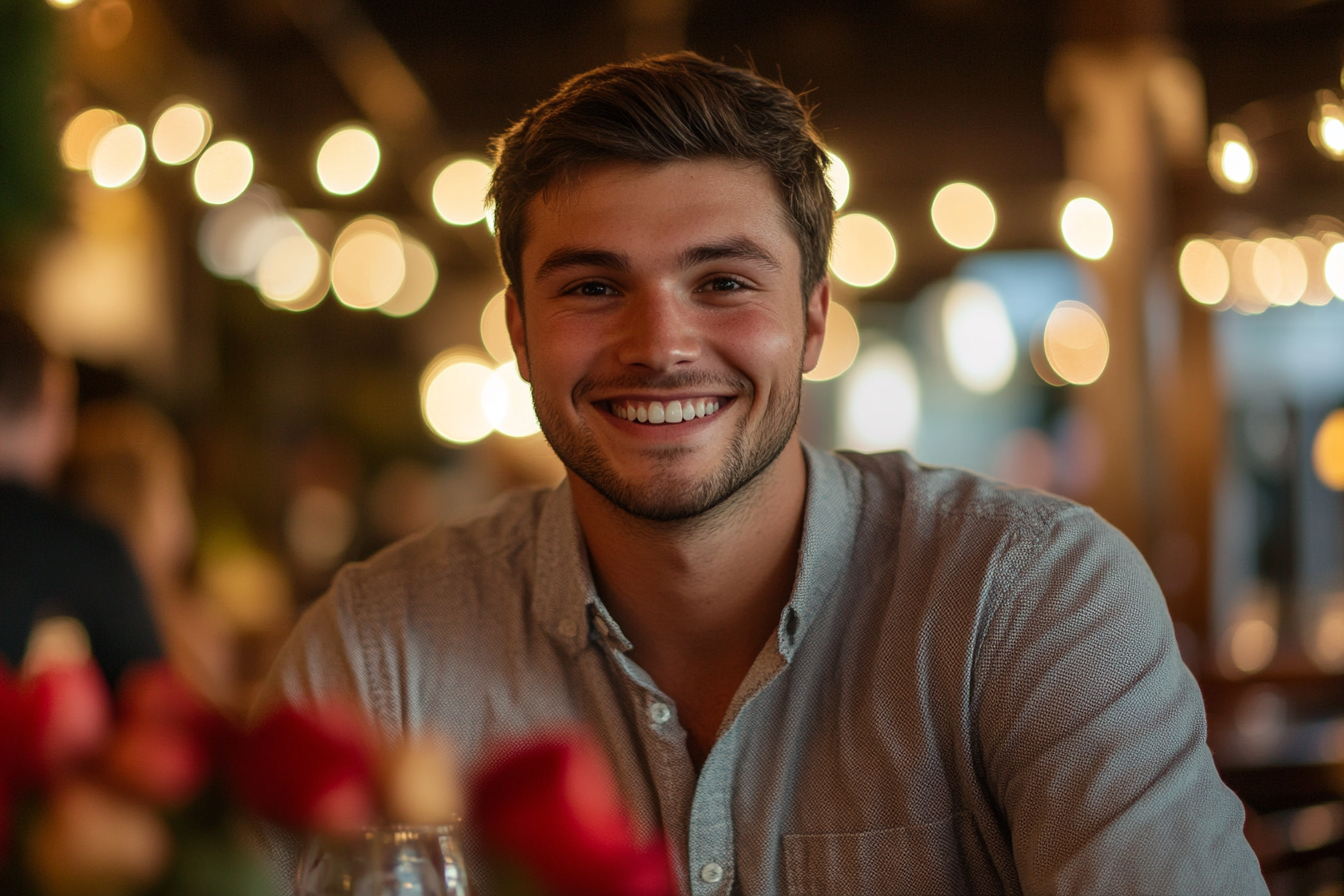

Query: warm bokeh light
left=1311, top=92, right=1344, bottom=161
left=1229, top=618, right=1277, bottom=674
left=930, top=182, right=996, bottom=250
left=1252, top=237, right=1307, bottom=306
left=421, top=350, right=496, bottom=444
left=331, top=216, right=405, bottom=309
left=830, top=213, right=897, bottom=287
left=1314, top=409, right=1344, bottom=491
left=1209, top=123, right=1256, bottom=193
left=838, top=342, right=920, bottom=452
left=1042, top=301, right=1109, bottom=385
left=378, top=237, right=438, bottom=317
left=60, top=108, right=124, bottom=171
left=196, top=189, right=296, bottom=280
left=1059, top=197, right=1113, bottom=260
left=315, top=125, right=381, bottom=196
left=1325, top=242, right=1344, bottom=299
left=1310, top=602, right=1344, bottom=673
left=1228, top=239, right=1268, bottom=314
left=151, top=103, right=212, bottom=165
left=88, top=0, right=133, bottom=48
left=804, top=301, right=860, bottom=382
left=826, top=150, right=851, bottom=210
left=431, top=157, right=493, bottom=225
left=193, top=140, right=254, bottom=205
left=941, top=279, right=1016, bottom=394
left=1296, top=237, right=1334, bottom=306
left=1178, top=238, right=1230, bottom=305
left=45, top=0, right=84, bottom=8
left=482, top=361, right=541, bottom=438
left=480, top=289, right=515, bottom=363
left=88, top=123, right=146, bottom=189
left=256, top=234, right=328, bottom=310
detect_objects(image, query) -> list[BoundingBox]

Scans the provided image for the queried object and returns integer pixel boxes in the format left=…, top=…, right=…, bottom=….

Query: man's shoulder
left=834, top=448, right=1097, bottom=538
left=336, top=484, right=555, bottom=598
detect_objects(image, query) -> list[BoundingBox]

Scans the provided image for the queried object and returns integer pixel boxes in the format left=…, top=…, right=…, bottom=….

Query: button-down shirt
left=259, top=446, right=1266, bottom=895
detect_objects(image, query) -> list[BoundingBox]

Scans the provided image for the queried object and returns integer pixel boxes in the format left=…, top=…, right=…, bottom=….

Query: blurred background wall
left=3, top=0, right=1344, bottom=891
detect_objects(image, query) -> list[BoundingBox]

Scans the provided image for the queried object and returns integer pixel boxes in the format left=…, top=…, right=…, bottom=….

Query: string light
left=315, top=125, right=381, bottom=196
left=1178, top=238, right=1230, bottom=305
left=804, top=302, right=860, bottom=382
left=193, top=140, right=254, bottom=205
left=826, top=150, right=851, bottom=210
left=88, top=123, right=146, bottom=189
left=830, top=213, right=897, bottom=287
left=151, top=102, right=212, bottom=165
left=930, top=182, right=996, bottom=250
left=1059, top=197, right=1113, bottom=260
left=1209, top=123, right=1256, bottom=193
left=431, top=157, right=493, bottom=225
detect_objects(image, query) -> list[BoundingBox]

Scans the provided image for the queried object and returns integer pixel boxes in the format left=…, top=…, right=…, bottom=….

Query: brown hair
left=488, top=52, right=833, bottom=300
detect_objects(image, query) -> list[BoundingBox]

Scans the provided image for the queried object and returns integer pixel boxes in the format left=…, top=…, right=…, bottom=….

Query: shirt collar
left=535, top=444, right=864, bottom=660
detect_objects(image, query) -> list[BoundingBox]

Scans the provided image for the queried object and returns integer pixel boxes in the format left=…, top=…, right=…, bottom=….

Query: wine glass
left=295, top=824, right=470, bottom=896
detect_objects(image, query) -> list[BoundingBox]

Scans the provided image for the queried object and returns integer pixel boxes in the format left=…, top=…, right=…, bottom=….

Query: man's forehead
left=518, top=158, right=796, bottom=272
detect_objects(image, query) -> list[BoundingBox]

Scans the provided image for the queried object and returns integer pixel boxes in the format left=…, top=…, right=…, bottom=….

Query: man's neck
left=570, top=439, right=810, bottom=768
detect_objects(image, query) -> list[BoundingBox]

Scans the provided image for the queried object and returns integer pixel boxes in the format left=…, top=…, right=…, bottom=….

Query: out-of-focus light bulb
left=1042, top=300, right=1109, bottom=385
left=1209, top=123, right=1256, bottom=193
left=1326, top=242, right=1344, bottom=299
left=1252, top=237, right=1308, bottom=306
left=431, top=157, right=493, bottom=225
left=480, top=289, right=515, bottom=363
left=1310, top=91, right=1344, bottom=161
left=931, top=182, right=996, bottom=250
left=826, top=150, right=851, bottom=210
left=330, top=216, right=405, bottom=309
left=482, top=361, right=541, bottom=438
left=1178, top=238, right=1230, bottom=305
left=1060, top=196, right=1114, bottom=260
left=941, top=279, right=1017, bottom=394
left=60, top=108, right=124, bottom=171
left=151, top=103, right=212, bottom=165
left=378, top=237, right=437, bottom=317
left=1314, top=409, right=1344, bottom=491
left=830, top=213, right=897, bottom=287
left=193, top=140, right=254, bottom=205
left=421, top=349, right=496, bottom=444
left=46, top=0, right=85, bottom=8
left=256, top=234, right=327, bottom=310
left=837, top=341, right=920, bottom=452
left=315, top=124, right=381, bottom=196
left=89, top=123, right=146, bottom=189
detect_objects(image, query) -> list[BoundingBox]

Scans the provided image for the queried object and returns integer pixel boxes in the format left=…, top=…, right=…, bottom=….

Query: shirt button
left=648, top=702, right=671, bottom=725
left=700, top=862, right=724, bottom=883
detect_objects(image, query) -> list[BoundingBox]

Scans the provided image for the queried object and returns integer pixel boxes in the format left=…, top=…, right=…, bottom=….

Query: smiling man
left=262, top=53, right=1266, bottom=895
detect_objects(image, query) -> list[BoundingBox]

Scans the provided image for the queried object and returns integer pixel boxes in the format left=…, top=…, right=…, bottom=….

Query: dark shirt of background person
left=0, top=308, right=159, bottom=685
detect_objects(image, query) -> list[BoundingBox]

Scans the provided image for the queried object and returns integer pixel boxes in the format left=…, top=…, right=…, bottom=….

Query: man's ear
left=505, top=286, right=530, bottom=382
left=801, top=277, right=830, bottom=374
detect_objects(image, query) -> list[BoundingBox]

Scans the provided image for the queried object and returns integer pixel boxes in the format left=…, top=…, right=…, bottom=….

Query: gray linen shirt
left=260, top=446, right=1267, bottom=895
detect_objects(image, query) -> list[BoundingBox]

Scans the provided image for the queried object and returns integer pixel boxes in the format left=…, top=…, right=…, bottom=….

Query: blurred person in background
left=0, top=308, right=160, bottom=685
left=64, top=398, right=233, bottom=709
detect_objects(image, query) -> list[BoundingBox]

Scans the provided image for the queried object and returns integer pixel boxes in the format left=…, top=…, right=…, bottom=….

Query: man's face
left=508, top=158, right=828, bottom=522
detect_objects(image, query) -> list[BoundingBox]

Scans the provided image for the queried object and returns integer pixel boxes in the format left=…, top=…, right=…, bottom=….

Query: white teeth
left=615, top=398, right=722, bottom=425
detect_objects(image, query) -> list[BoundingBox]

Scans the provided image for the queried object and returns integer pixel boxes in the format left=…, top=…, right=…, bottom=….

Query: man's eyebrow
left=535, top=248, right=631, bottom=280
left=679, top=238, right=783, bottom=273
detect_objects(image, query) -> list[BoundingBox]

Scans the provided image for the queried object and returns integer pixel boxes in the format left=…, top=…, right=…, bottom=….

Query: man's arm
left=975, top=507, right=1266, bottom=895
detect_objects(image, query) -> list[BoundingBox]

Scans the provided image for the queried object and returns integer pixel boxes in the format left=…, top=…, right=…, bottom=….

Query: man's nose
left=615, top=288, right=701, bottom=371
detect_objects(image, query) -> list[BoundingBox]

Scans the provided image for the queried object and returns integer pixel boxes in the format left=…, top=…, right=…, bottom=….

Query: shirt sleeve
left=973, top=505, right=1267, bottom=896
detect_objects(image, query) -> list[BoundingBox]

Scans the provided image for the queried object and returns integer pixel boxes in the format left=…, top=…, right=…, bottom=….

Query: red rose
left=470, top=733, right=674, bottom=896
left=104, top=718, right=211, bottom=807
left=3, top=663, right=111, bottom=789
left=227, top=702, right=377, bottom=835
left=118, top=663, right=218, bottom=732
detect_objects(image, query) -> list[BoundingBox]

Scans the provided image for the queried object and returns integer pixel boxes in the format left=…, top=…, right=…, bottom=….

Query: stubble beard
left=533, top=370, right=801, bottom=523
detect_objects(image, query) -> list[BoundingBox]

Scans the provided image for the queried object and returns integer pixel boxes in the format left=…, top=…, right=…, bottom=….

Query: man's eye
left=705, top=277, right=746, bottom=292
left=574, top=282, right=616, bottom=296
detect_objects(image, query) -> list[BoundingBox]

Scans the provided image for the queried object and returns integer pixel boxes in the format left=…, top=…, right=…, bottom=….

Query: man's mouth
left=609, top=398, right=723, bottom=425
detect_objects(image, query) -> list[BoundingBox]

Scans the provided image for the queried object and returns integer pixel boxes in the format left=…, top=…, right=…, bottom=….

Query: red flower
left=227, top=702, right=377, bottom=835
left=104, top=718, right=212, bottom=808
left=0, top=662, right=111, bottom=790
left=470, top=733, right=674, bottom=896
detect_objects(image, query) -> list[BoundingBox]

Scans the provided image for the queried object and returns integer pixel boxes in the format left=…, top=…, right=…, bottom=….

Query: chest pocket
left=783, top=811, right=972, bottom=896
